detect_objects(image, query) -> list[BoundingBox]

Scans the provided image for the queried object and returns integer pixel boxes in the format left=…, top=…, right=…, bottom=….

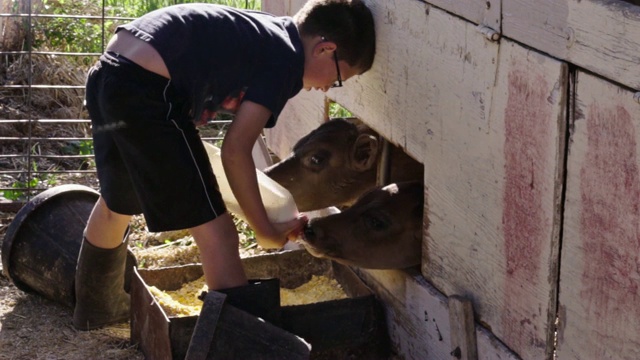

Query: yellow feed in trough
left=280, top=275, right=348, bottom=306
left=147, top=276, right=207, bottom=317
left=148, top=275, right=347, bottom=317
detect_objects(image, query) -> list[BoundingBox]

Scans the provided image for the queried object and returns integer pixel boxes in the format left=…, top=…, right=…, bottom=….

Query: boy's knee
left=89, top=197, right=132, bottom=230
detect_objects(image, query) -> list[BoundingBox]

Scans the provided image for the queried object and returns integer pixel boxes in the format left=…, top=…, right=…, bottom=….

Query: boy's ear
left=313, top=39, right=337, bottom=57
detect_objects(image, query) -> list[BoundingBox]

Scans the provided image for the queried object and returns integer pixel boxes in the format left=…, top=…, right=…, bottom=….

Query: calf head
left=264, top=118, right=380, bottom=211
left=300, top=181, right=424, bottom=269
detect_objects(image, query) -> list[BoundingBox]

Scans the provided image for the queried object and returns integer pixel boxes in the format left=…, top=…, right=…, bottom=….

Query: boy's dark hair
left=294, top=0, right=376, bottom=74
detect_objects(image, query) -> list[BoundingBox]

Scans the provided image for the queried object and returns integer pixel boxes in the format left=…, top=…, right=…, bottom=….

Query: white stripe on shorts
left=162, top=79, right=219, bottom=218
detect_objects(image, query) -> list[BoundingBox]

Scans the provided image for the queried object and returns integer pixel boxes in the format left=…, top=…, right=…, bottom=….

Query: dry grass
left=1, top=53, right=92, bottom=197
left=0, top=281, right=142, bottom=360
left=0, top=209, right=144, bottom=360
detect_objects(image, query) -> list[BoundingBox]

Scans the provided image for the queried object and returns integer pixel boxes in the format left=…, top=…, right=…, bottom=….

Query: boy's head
left=295, top=0, right=376, bottom=90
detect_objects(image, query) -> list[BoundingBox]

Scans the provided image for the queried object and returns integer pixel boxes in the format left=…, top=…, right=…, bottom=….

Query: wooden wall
left=263, top=0, right=640, bottom=359
left=558, top=71, right=640, bottom=360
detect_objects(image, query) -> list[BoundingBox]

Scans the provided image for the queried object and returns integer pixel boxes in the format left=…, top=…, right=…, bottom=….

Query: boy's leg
left=189, top=213, right=247, bottom=290
left=191, top=214, right=283, bottom=325
left=73, top=196, right=133, bottom=330
left=85, top=196, right=131, bottom=248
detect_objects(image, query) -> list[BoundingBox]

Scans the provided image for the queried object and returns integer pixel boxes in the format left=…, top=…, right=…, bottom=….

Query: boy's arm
left=221, top=100, right=304, bottom=248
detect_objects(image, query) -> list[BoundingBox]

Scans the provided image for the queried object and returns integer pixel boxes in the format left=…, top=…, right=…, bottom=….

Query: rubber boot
left=211, top=278, right=282, bottom=325
left=73, top=236, right=132, bottom=330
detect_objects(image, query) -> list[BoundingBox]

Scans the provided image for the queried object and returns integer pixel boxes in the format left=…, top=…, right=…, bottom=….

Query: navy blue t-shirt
left=117, top=4, right=304, bottom=128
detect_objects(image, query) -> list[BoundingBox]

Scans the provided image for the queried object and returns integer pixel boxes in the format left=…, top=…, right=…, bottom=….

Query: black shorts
left=85, top=52, right=227, bottom=232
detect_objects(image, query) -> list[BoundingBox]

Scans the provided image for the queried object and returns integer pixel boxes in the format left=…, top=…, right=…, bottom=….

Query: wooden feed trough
left=130, top=249, right=390, bottom=359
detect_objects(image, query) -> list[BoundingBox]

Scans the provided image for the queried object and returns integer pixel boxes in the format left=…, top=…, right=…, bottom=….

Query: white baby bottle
left=202, top=140, right=299, bottom=225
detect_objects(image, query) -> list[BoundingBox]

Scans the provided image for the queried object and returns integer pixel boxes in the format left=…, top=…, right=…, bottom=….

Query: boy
left=74, top=0, right=375, bottom=330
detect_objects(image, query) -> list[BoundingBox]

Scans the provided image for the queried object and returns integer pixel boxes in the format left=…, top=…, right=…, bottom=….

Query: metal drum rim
left=1, top=184, right=99, bottom=286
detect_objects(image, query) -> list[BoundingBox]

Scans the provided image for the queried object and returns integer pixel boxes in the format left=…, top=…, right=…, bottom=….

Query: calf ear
left=352, top=134, right=379, bottom=171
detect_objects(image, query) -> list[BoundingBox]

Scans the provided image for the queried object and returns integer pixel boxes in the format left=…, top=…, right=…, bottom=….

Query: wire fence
left=0, top=0, right=249, bottom=212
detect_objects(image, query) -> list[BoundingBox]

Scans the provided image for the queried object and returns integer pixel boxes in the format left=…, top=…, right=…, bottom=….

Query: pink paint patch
left=580, top=104, right=640, bottom=358
left=501, top=67, right=552, bottom=351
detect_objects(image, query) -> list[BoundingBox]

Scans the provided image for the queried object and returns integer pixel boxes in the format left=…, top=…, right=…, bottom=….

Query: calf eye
left=303, top=150, right=330, bottom=170
left=311, top=155, right=324, bottom=165
left=364, top=213, right=389, bottom=231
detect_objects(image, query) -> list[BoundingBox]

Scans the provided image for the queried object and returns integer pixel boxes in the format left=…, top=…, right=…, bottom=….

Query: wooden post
left=448, top=295, right=478, bottom=360
left=376, top=137, right=390, bottom=186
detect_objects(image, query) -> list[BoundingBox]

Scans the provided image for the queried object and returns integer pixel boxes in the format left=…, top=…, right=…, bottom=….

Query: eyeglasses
left=331, top=50, right=343, bottom=88
left=322, top=36, right=343, bottom=88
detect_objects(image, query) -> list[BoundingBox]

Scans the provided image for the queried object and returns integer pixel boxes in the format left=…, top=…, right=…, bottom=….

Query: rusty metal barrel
left=1, top=184, right=99, bottom=307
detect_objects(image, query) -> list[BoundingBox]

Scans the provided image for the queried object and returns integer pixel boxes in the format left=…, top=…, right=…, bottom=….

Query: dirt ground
left=0, top=210, right=148, bottom=360
left=0, top=210, right=272, bottom=360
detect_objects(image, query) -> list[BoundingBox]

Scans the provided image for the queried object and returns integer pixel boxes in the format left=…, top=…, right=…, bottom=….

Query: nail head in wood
left=476, top=25, right=500, bottom=41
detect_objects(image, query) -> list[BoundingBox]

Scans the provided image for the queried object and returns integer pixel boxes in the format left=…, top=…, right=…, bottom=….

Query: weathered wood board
left=476, top=326, right=521, bottom=360
left=416, top=0, right=640, bottom=92
left=502, top=0, right=640, bottom=91
left=263, top=0, right=567, bottom=358
left=354, top=267, right=520, bottom=360
left=264, top=90, right=326, bottom=161
left=426, top=0, right=501, bottom=32
left=421, top=39, right=567, bottom=360
left=557, top=71, right=640, bottom=360
left=328, top=0, right=501, bottom=173
left=328, top=1, right=567, bottom=358
left=354, top=268, right=453, bottom=359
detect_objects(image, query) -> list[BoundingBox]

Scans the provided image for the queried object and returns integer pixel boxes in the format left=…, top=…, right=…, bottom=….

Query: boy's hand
left=256, top=215, right=308, bottom=249
left=284, top=214, right=309, bottom=242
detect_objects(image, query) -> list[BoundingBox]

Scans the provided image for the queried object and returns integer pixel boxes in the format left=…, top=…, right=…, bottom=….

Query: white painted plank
left=421, top=40, right=567, bottom=360
left=427, top=0, right=501, bottom=31
left=354, top=267, right=520, bottom=360
left=264, top=1, right=563, bottom=358
left=557, top=71, right=640, bottom=360
left=331, top=2, right=564, bottom=357
left=448, top=295, right=478, bottom=360
left=503, top=0, right=640, bottom=91
left=476, top=326, right=521, bottom=360
left=263, top=90, right=326, bottom=160
left=329, top=0, right=501, bottom=166
left=355, top=268, right=452, bottom=360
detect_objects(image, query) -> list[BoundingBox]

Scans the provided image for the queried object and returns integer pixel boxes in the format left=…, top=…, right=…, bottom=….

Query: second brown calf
left=299, top=181, right=424, bottom=269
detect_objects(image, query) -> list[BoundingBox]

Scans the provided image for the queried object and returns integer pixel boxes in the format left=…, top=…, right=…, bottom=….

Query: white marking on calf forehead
left=381, top=183, right=399, bottom=194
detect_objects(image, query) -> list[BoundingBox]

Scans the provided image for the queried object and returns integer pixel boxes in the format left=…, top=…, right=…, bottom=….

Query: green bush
left=106, top=0, right=261, bottom=17
left=31, top=0, right=261, bottom=54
